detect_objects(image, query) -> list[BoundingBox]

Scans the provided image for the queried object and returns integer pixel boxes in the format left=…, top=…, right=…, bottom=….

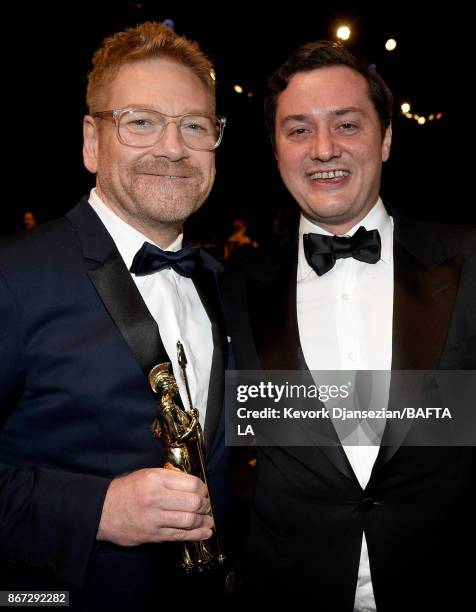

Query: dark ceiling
left=5, top=2, right=473, bottom=240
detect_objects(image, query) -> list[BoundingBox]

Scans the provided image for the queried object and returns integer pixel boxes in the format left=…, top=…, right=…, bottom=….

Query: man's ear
left=382, top=124, right=392, bottom=162
left=83, top=115, right=99, bottom=174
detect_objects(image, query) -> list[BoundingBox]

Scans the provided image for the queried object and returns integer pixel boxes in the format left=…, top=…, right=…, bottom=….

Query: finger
left=160, top=470, right=208, bottom=497
left=158, top=489, right=211, bottom=515
left=157, top=524, right=214, bottom=543
left=155, top=509, right=214, bottom=531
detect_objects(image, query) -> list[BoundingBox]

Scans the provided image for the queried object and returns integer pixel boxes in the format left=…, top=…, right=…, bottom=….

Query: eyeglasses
left=92, top=107, right=226, bottom=151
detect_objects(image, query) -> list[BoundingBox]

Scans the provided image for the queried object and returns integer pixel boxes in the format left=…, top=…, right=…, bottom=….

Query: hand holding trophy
left=148, top=341, right=225, bottom=574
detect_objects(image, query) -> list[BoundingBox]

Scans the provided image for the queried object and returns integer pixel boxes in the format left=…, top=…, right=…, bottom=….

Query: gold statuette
left=148, top=341, right=225, bottom=574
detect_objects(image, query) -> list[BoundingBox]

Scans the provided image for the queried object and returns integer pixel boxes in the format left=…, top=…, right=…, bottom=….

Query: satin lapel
left=392, top=242, right=463, bottom=370
left=192, top=260, right=226, bottom=453
left=372, top=234, right=463, bottom=478
left=247, top=234, right=357, bottom=484
left=88, top=248, right=167, bottom=376
left=67, top=197, right=167, bottom=376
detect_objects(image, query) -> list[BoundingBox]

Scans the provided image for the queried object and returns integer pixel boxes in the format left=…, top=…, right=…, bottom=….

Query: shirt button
left=348, top=352, right=355, bottom=362
left=342, top=293, right=349, bottom=301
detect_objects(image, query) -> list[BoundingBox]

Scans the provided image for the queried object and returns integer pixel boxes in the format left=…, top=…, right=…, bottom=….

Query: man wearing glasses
left=0, top=22, right=227, bottom=610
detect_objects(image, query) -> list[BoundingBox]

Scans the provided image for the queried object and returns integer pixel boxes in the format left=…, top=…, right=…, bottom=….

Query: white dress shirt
left=88, top=188, right=213, bottom=429
left=297, top=199, right=394, bottom=612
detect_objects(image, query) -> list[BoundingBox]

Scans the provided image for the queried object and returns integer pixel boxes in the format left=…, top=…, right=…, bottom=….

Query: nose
left=150, top=121, right=188, bottom=161
left=309, top=127, right=340, bottom=162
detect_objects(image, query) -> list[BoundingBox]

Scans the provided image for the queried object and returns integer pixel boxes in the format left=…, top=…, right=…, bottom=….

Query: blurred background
left=5, top=1, right=474, bottom=255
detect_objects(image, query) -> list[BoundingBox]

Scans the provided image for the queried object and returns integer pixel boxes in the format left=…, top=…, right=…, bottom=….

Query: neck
left=132, top=222, right=182, bottom=250
left=307, top=219, right=358, bottom=236
left=304, top=201, right=379, bottom=236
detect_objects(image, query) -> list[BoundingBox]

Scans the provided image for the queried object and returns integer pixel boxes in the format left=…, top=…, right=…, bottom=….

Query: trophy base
left=175, top=554, right=236, bottom=596
left=176, top=553, right=225, bottom=575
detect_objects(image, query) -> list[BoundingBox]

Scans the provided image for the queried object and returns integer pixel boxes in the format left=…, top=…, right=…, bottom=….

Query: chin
left=306, top=203, right=352, bottom=220
left=149, top=202, right=201, bottom=225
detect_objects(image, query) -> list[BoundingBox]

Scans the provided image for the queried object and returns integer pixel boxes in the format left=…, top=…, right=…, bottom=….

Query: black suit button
left=359, top=497, right=375, bottom=511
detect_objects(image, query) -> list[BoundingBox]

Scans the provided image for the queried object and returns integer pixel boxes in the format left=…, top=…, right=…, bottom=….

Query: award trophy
left=148, top=341, right=225, bottom=574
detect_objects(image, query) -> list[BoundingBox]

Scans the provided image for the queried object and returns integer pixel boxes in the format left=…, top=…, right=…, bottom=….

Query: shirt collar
left=298, top=198, right=393, bottom=280
left=88, top=188, right=183, bottom=270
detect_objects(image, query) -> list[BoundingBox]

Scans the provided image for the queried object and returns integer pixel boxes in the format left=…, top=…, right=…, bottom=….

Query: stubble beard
left=128, top=157, right=210, bottom=227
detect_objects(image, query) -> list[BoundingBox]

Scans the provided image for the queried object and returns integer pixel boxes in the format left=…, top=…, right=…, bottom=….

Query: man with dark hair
left=223, top=40, right=475, bottom=610
left=0, top=22, right=227, bottom=610
left=264, top=40, right=393, bottom=148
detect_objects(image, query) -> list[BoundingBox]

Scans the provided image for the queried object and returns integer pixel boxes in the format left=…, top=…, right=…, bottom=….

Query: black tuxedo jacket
left=222, top=214, right=476, bottom=611
left=0, top=198, right=228, bottom=609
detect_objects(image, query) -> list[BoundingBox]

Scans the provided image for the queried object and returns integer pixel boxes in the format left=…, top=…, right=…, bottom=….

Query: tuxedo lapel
left=391, top=242, right=463, bottom=370
left=247, top=236, right=301, bottom=371
left=67, top=198, right=167, bottom=378
left=88, top=249, right=167, bottom=375
left=192, top=259, right=227, bottom=453
left=246, top=233, right=357, bottom=484
left=372, top=217, right=464, bottom=477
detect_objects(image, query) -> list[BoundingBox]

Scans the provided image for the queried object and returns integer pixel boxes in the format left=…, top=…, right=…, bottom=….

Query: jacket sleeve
left=0, top=269, right=111, bottom=588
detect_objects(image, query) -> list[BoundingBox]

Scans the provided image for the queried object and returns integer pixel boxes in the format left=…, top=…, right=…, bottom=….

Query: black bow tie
left=129, top=242, right=201, bottom=278
left=303, top=226, right=381, bottom=277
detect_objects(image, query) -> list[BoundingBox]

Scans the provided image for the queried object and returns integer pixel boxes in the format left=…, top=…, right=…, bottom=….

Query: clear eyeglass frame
left=92, top=107, right=226, bottom=151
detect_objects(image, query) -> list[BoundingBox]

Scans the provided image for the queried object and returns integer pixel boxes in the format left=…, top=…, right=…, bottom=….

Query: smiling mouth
left=308, top=170, right=350, bottom=180
left=141, top=172, right=190, bottom=179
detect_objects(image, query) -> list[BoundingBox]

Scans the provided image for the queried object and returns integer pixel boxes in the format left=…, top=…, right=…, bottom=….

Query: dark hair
left=264, top=40, right=393, bottom=148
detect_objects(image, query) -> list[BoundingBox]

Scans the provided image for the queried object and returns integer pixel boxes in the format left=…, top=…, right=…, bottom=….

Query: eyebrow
left=280, top=107, right=365, bottom=125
